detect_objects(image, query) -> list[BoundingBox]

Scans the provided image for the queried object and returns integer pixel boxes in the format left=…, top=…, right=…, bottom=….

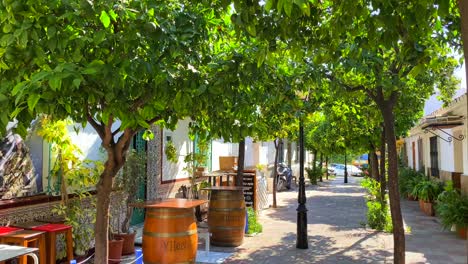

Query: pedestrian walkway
left=205, top=175, right=467, bottom=264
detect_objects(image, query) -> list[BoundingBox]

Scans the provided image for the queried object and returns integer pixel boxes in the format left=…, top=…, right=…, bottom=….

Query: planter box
left=407, top=194, right=417, bottom=201
left=456, top=226, right=467, bottom=240
left=419, top=200, right=435, bottom=216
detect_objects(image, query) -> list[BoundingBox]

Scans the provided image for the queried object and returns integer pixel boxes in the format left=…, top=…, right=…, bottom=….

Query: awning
left=421, top=115, right=464, bottom=130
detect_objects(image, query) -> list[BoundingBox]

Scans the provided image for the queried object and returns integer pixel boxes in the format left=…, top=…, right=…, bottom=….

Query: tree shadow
left=221, top=231, right=391, bottom=263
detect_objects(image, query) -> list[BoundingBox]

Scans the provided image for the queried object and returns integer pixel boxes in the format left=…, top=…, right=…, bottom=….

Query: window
left=429, top=136, right=439, bottom=177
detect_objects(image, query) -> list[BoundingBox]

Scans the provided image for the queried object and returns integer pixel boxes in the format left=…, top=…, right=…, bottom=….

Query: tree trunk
left=380, top=126, right=387, bottom=202
left=272, top=138, right=280, bottom=208
left=287, top=141, right=292, bottom=167
left=319, top=153, right=323, bottom=182
left=236, top=139, right=245, bottom=186
left=379, top=99, right=405, bottom=264
left=94, top=164, right=117, bottom=264
left=325, top=156, right=329, bottom=180
left=369, top=147, right=379, bottom=180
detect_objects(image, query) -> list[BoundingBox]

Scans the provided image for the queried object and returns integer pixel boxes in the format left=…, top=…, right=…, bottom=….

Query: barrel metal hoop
left=143, top=229, right=197, bottom=238
left=146, top=212, right=194, bottom=219
left=209, top=226, right=245, bottom=230
left=209, top=208, right=245, bottom=212
left=144, top=261, right=194, bottom=264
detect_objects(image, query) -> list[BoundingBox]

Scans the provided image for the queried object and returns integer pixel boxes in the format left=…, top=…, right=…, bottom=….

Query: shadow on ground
left=223, top=231, right=392, bottom=264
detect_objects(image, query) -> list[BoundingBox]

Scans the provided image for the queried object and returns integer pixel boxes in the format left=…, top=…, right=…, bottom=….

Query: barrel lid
left=130, top=198, right=207, bottom=208
left=202, top=186, right=246, bottom=191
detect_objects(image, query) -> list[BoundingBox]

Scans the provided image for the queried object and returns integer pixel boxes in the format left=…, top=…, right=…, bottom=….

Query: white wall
left=439, top=130, right=455, bottom=172
left=162, top=119, right=192, bottom=182
left=68, top=123, right=107, bottom=161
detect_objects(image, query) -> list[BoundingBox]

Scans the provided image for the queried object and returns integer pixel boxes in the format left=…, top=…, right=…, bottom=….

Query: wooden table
left=202, top=187, right=247, bottom=247
left=132, top=198, right=208, bottom=264
left=204, top=171, right=237, bottom=186
left=0, top=244, right=39, bottom=264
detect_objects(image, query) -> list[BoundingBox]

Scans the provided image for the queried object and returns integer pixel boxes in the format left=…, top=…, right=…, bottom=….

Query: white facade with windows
left=404, top=94, right=468, bottom=194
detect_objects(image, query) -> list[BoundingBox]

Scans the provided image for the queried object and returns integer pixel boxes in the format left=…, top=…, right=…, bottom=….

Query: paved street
left=205, top=175, right=467, bottom=264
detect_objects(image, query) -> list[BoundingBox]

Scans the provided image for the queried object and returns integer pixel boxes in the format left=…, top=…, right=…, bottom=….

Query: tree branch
left=87, top=114, right=105, bottom=140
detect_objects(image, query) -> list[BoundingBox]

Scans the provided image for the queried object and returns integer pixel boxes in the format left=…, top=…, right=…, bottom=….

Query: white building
left=404, top=94, right=468, bottom=194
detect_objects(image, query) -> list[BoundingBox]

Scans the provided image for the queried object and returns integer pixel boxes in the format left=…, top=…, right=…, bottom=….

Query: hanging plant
left=165, top=141, right=178, bottom=163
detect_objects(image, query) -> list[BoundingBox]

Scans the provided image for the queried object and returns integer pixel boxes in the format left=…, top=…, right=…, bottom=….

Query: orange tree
left=0, top=1, right=224, bottom=262
left=206, top=1, right=461, bottom=263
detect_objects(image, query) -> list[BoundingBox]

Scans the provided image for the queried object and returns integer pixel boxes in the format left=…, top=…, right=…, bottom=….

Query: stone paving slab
left=210, top=176, right=467, bottom=264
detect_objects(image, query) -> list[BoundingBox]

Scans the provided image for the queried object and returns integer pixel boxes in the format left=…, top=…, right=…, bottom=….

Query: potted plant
left=435, top=181, right=468, bottom=239
left=412, top=178, right=443, bottom=216
left=113, top=149, right=146, bottom=255
left=108, top=231, right=124, bottom=264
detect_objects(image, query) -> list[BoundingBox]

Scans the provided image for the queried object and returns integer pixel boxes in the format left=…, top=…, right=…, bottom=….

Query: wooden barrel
left=142, top=208, right=197, bottom=264
left=208, top=189, right=246, bottom=246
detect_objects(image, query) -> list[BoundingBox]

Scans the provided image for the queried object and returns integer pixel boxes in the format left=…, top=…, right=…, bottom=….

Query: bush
left=246, top=207, right=263, bottom=234
left=361, top=178, right=393, bottom=232
left=398, top=167, right=425, bottom=198
left=435, top=181, right=468, bottom=230
left=305, top=167, right=321, bottom=185
left=411, top=178, right=443, bottom=202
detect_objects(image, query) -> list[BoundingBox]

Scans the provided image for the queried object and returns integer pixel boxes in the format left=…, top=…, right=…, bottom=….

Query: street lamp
left=297, top=120, right=308, bottom=249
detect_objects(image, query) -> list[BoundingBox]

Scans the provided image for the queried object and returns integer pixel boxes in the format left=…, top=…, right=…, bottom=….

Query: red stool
left=0, top=230, right=46, bottom=264
left=30, top=224, right=73, bottom=264
left=0, top=226, right=23, bottom=235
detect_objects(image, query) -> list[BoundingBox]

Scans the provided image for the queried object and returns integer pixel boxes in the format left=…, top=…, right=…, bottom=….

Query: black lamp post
left=296, top=119, right=308, bottom=249
left=344, top=149, right=348, bottom=183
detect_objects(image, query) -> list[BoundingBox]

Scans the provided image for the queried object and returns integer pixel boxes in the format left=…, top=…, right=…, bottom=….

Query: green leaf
left=408, top=64, right=424, bottom=78
left=257, top=51, right=265, bottom=68
left=265, top=0, right=274, bottom=11
left=49, top=76, right=62, bottom=91
left=246, top=24, right=256, bottom=37
left=10, top=106, right=26, bottom=118
left=277, top=0, right=284, bottom=13
left=142, top=129, right=154, bottom=141
left=3, top=24, right=12, bottom=33
left=137, top=119, right=150, bottom=129
left=438, top=0, right=449, bottom=17
left=108, top=10, right=118, bottom=22
left=12, top=81, right=27, bottom=96
left=283, top=0, right=293, bottom=17
left=31, top=71, right=50, bottom=83
left=27, top=94, right=41, bottom=111
left=72, top=78, right=81, bottom=89
left=100, top=11, right=111, bottom=28
left=0, top=93, right=8, bottom=102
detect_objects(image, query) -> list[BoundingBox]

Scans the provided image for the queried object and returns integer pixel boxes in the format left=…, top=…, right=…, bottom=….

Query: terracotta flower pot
left=419, top=200, right=435, bottom=216
left=407, top=194, right=417, bottom=201
left=108, top=238, right=124, bottom=264
left=113, top=232, right=136, bottom=255
left=456, top=226, right=467, bottom=240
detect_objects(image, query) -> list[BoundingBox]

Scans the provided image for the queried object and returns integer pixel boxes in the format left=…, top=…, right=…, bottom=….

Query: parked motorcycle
left=276, top=163, right=293, bottom=191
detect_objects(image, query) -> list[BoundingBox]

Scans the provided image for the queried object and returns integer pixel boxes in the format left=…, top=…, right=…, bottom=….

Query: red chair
left=30, top=224, right=73, bottom=264
left=0, top=230, right=46, bottom=264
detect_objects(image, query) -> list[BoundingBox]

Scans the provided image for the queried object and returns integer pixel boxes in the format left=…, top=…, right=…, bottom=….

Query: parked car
left=333, top=164, right=362, bottom=176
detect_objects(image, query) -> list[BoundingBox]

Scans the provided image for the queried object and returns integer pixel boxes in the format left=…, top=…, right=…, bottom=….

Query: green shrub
left=247, top=207, right=263, bottom=234
left=435, top=181, right=468, bottom=230
left=412, top=178, right=443, bottom=202
left=398, top=167, right=425, bottom=197
left=305, top=167, right=321, bottom=185
left=361, top=178, right=393, bottom=232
